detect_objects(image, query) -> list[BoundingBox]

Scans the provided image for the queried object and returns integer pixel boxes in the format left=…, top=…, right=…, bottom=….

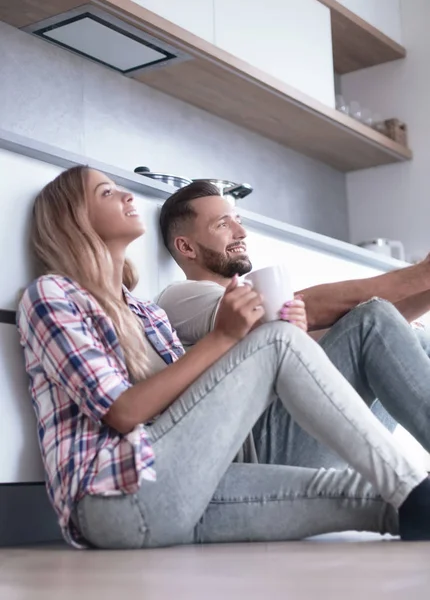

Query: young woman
left=17, top=166, right=430, bottom=549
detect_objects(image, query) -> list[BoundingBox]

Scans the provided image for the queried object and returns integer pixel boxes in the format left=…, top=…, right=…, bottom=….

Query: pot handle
left=389, top=240, right=405, bottom=261
left=225, top=183, right=253, bottom=199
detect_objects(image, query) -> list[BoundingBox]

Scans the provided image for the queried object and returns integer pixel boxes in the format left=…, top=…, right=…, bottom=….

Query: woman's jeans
left=75, top=316, right=427, bottom=549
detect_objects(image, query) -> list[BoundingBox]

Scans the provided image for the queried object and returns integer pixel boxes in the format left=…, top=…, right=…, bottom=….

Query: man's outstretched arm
left=299, top=258, right=430, bottom=330
left=394, top=290, right=430, bottom=323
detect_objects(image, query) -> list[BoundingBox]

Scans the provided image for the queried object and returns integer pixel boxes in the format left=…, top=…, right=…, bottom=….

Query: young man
left=156, top=182, right=430, bottom=469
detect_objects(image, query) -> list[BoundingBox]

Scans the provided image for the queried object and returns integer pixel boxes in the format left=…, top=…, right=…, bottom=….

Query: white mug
left=244, top=264, right=294, bottom=322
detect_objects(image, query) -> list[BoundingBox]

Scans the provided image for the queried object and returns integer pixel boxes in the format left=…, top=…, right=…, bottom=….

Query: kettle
left=358, top=239, right=405, bottom=261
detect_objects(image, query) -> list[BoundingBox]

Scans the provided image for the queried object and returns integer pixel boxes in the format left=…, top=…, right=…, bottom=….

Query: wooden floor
left=1, top=535, right=430, bottom=599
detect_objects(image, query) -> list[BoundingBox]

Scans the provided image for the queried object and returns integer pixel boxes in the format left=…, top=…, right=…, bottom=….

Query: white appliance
left=358, top=239, right=405, bottom=261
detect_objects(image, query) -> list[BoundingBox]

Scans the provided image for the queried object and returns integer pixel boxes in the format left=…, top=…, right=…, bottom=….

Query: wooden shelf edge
left=318, top=0, right=406, bottom=74
left=325, top=109, right=412, bottom=159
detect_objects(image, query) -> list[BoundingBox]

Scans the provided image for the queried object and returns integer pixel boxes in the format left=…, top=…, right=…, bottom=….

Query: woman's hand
left=279, top=294, right=308, bottom=332
left=214, top=275, right=265, bottom=343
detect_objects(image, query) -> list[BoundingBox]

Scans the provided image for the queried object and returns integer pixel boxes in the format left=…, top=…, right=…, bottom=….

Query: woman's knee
left=247, top=321, right=311, bottom=352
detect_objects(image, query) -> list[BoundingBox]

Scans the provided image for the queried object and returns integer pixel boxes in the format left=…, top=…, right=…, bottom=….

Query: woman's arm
left=105, top=277, right=264, bottom=433
left=105, top=329, right=235, bottom=433
left=113, top=295, right=308, bottom=432
left=19, top=276, right=263, bottom=434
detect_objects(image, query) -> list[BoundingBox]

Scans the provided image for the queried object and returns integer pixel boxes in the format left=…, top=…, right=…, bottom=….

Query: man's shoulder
left=156, top=279, right=225, bottom=304
left=156, top=279, right=225, bottom=344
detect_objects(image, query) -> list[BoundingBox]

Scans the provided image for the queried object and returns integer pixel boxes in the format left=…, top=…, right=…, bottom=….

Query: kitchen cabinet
left=335, top=0, right=402, bottom=44
left=0, top=0, right=411, bottom=171
left=131, top=0, right=215, bottom=43
left=214, top=0, right=335, bottom=108
left=319, top=0, right=405, bottom=73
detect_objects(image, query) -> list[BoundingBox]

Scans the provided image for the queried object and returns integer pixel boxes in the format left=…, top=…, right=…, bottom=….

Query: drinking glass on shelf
left=349, top=100, right=362, bottom=121
left=360, top=108, right=374, bottom=127
left=372, top=113, right=386, bottom=133
left=335, top=94, right=349, bottom=115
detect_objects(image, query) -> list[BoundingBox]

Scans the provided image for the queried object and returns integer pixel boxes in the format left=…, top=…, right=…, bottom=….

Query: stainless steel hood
left=22, top=4, right=191, bottom=75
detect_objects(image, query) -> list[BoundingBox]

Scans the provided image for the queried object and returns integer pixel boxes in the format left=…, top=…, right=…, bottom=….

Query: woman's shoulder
left=19, top=274, right=89, bottom=313
left=124, top=288, right=161, bottom=314
left=123, top=288, right=170, bottom=323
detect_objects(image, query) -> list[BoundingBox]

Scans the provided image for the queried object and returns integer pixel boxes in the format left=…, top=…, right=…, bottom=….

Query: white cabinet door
left=336, top=0, right=402, bottom=45
left=131, top=0, right=215, bottom=43
left=214, top=0, right=335, bottom=107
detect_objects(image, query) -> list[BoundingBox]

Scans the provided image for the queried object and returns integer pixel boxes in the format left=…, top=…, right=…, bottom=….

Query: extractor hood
left=23, top=5, right=190, bottom=75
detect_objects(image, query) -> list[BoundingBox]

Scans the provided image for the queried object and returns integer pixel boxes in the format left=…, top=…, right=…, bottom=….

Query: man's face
left=184, top=195, right=252, bottom=277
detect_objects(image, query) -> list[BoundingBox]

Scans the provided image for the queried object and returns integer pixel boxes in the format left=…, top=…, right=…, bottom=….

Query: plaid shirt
left=17, top=274, right=184, bottom=548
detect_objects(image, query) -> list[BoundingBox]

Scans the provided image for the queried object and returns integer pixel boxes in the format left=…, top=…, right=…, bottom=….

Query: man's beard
left=196, top=243, right=252, bottom=278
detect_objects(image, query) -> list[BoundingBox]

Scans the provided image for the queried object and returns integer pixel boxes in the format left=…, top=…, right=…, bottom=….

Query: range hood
left=23, top=5, right=190, bottom=75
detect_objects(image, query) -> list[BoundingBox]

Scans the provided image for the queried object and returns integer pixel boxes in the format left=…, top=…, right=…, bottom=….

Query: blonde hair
left=31, top=165, right=148, bottom=382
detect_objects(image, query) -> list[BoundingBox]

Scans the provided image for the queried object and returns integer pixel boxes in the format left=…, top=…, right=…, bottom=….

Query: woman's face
left=85, top=169, right=145, bottom=246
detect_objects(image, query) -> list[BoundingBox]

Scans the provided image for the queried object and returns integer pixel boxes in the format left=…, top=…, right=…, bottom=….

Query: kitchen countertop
left=0, top=128, right=408, bottom=272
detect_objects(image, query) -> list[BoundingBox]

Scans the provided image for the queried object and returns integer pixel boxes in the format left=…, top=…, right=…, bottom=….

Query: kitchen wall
left=336, top=0, right=402, bottom=44
left=341, top=0, right=428, bottom=262
left=0, top=20, right=348, bottom=242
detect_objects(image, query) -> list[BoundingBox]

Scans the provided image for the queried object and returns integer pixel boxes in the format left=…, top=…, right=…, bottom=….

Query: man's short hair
left=159, top=181, right=221, bottom=254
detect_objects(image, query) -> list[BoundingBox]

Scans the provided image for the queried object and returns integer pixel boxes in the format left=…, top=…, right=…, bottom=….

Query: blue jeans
left=252, top=299, right=430, bottom=468
left=74, top=317, right=427, bottom=548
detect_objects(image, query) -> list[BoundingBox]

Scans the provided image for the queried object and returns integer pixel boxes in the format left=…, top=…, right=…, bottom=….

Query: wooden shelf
left=0, top=0, right=412, bottom=172
left=319, top=0, right=406, bottom=74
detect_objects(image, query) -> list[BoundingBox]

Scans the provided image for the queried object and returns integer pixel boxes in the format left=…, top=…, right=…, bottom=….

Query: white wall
left=341, top=0, right=427, bottom=263
left=214, top=0, right=335, bottom=107
left=337, top=0, right=403, bottom=44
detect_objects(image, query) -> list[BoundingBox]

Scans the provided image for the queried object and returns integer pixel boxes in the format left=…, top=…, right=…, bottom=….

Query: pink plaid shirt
left=17, top=274, right=184, bottom=547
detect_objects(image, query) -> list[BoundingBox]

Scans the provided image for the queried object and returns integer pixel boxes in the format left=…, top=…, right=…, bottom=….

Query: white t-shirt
left=156, top=280, right=225, bottom=348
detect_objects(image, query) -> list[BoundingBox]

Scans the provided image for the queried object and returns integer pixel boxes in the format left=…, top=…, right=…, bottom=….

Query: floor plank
left=1, top=538, right=430, bottom=599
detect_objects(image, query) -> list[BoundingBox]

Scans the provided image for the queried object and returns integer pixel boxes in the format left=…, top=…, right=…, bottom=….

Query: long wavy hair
left=30, top=165, right=149, bottom=382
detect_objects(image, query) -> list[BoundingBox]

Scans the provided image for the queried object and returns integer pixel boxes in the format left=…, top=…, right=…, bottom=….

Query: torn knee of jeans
left=356, top=296, right=385, bottom=309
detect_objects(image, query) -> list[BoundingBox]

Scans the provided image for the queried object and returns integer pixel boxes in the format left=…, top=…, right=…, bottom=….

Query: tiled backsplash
left=0, top=20, right=349, bottom=242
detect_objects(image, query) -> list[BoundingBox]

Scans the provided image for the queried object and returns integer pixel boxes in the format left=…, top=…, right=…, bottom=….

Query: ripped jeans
left=252, top=298, right=430, bottom=468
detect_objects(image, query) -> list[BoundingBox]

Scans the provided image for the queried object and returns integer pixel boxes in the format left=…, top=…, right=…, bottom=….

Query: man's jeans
left=253, top=298, right=430, bottom=468
left=74, top=318, right=426, bottom=549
